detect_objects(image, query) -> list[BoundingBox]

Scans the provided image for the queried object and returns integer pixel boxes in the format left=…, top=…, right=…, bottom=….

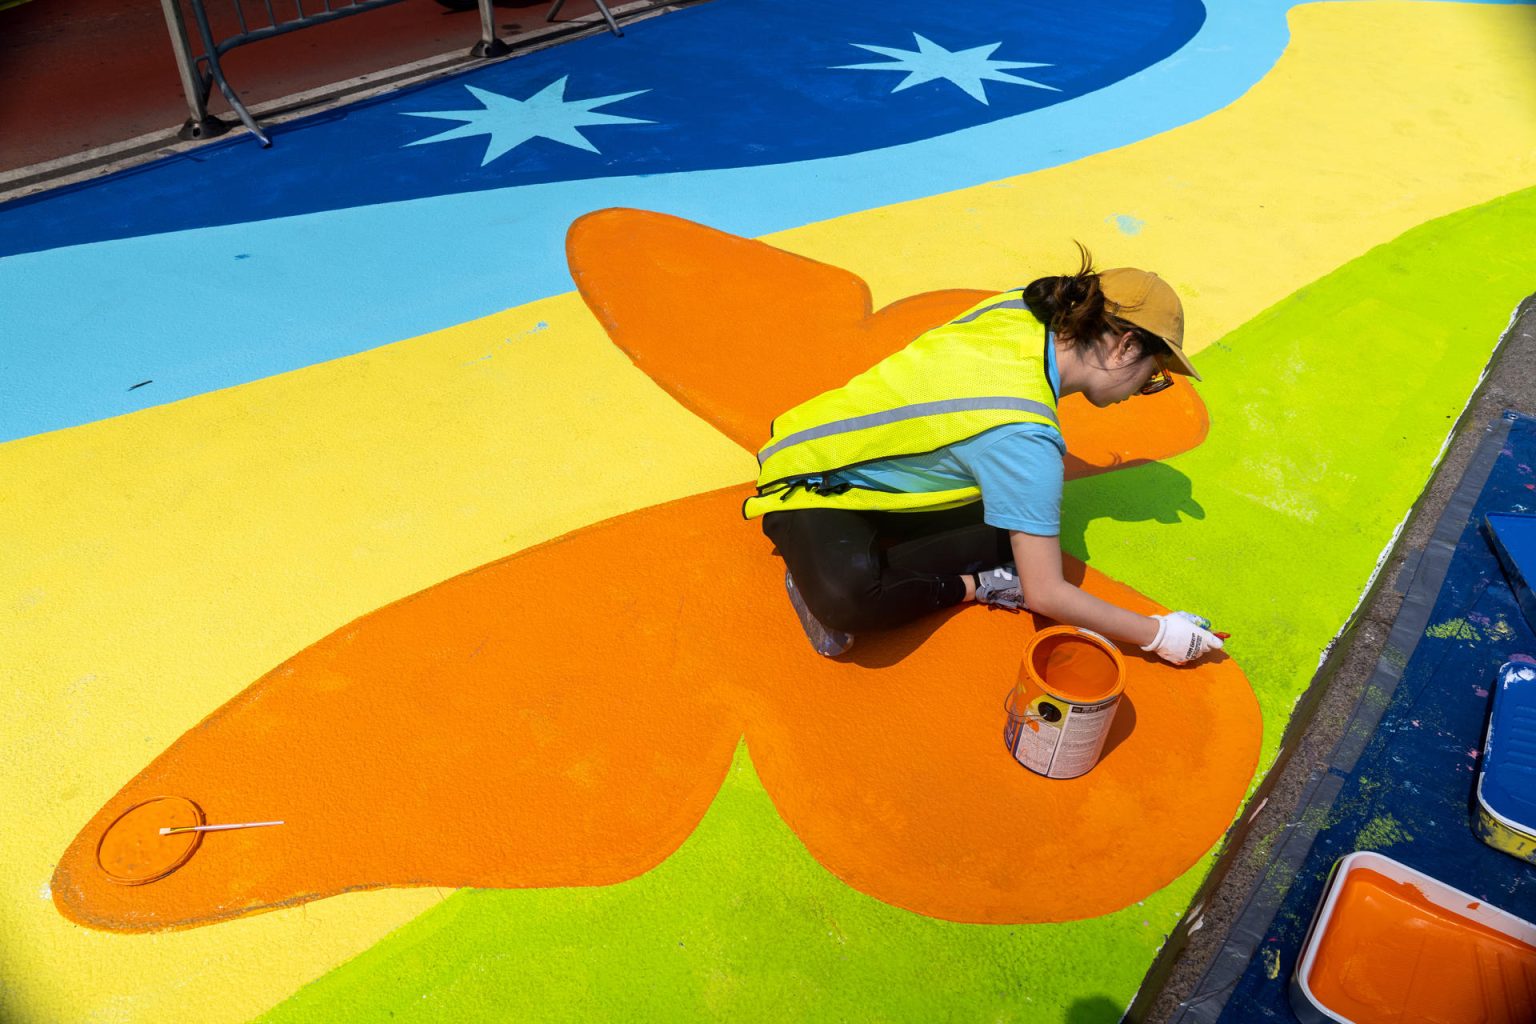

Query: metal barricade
left=159, top=0, right=620, bottom=147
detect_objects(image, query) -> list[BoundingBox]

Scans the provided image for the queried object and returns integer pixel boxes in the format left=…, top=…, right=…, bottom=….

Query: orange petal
left=747, top=558, right=1261, bottom=924
left=53, top=490, right=752, bottom=932
left=568, top=207, right=1209, bottom=477
left=568, top=207, right=990, bottom=453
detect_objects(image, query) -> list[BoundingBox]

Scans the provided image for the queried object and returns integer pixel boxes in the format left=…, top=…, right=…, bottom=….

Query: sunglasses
left=1138, top=358, right=1175, bottom=397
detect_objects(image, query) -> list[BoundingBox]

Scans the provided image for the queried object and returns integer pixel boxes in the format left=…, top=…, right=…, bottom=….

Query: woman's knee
left=794, top=552, right=885, bottom=633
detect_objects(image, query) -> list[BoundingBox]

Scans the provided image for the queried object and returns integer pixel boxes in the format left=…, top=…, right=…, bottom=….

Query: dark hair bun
left=1021, top=244, right=1164, bottom=361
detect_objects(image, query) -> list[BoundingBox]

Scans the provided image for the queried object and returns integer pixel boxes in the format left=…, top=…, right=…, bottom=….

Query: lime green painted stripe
left=257, top=185, right=1536, bottom=1023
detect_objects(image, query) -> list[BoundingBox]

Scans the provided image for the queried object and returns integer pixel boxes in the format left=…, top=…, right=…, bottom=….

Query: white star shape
left=834, top=32, right=1060, bottom=104
left=403, top=77, right=652, bottom=166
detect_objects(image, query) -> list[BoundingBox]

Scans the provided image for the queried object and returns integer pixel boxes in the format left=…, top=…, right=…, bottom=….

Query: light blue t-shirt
left=827, top=341, right=1066, bottom=536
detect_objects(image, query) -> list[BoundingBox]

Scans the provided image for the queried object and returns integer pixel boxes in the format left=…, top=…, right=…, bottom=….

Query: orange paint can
left=1003, top=626, right=1126, bottom=779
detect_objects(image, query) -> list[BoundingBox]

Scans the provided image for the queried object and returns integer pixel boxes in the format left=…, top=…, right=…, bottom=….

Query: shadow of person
left=845, top=603, right=967, bottom=668
left=1059, top=461, right=1204, bottom=563
left=1098, top=692, right=1136, bottom=762
left=1066, top=996, right=1125, bottom=1023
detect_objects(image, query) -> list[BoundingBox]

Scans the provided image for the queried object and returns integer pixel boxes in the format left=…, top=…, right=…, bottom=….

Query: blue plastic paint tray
left=1476, top=660, right=1536, bottom=865
left=1486, top=512, right=1536, bottom=636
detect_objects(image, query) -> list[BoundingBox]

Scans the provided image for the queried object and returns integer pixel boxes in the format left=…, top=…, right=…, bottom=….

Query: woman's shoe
left=974, top=565, right=1027, bottom=611
left=784, top=572, right=854, bottom=657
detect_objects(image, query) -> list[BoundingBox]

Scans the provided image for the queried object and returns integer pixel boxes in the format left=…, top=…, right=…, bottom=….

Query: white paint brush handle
left=159, top=820, right=284, bottom=836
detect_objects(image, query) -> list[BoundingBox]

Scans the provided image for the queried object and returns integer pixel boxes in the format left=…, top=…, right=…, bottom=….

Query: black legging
left=761, top=503, right=1012, bottom=633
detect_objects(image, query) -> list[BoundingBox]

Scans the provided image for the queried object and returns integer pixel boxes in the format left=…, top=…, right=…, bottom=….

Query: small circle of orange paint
left=96, top=796, right=204, bottom=885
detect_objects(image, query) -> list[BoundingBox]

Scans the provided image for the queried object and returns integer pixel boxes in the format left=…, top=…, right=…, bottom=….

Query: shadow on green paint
left=1060, top=461, right=1205, bottom=564
left=1067, top=996, right=1125, bottom=1023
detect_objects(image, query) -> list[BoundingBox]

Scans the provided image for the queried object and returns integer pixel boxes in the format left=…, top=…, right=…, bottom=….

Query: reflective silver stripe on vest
left=950, top=295, right=1028, bottom=324
left=757, top=397, right=1058, bottom=466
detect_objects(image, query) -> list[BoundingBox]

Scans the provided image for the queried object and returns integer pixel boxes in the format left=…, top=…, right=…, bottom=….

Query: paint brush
left=159, top=820, right=284, bottom=836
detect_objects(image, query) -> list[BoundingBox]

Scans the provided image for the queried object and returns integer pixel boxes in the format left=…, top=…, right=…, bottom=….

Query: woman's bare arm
left=1009, top=530, right=1159, bottom=648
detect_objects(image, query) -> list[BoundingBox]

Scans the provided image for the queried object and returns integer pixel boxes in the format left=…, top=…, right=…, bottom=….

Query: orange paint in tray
left=1004, top=626, right=1125, bottom=779
left=1292, top=851, right=1536, bottom=1024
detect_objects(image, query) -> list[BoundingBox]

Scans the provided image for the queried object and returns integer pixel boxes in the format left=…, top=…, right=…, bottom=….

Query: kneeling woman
left=743, top=252, right=1223, bottom=666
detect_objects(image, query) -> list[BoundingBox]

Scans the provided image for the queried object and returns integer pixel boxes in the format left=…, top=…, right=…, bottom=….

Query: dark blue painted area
left=1217, top=413, right=1536, bottom=1022
left=0, top=0, right=1202, bottom=258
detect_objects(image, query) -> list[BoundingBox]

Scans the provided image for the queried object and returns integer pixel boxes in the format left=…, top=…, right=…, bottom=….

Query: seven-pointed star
left=834, top=32, right=1060, bottom=104
left=403, top=77, right=652, bottom=166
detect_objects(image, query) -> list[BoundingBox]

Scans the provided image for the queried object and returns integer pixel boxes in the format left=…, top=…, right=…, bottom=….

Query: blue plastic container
left=1475, top=660, right=1536, bottom=864
left=1485, top=511, right=1536, bottom=636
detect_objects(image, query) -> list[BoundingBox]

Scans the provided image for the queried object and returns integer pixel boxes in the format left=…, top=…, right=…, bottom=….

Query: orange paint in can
left=1003, top=626, right=1126, bottom=779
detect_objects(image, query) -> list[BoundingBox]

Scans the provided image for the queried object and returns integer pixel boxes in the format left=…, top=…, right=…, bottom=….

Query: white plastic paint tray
left=1289, top=851, right=1536, bottom=1024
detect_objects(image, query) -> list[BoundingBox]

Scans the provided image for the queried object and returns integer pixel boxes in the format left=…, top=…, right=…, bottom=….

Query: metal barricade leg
left=184, top=0, right=273, bottom=145
left=159, top=0, right=528, bottom=147
left=471, top=0, right=510, bottom=58
left=160, top=0, right=232, bottom=139
left=547, top=0, right=623, bottom=37
left=590, top=0, right=622, bottom=36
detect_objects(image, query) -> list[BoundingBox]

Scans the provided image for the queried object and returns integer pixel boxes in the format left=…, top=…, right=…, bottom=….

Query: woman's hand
left=1009, top=533, right=1224, bottom=662
left=1142, top=611, right=1225, bottom=665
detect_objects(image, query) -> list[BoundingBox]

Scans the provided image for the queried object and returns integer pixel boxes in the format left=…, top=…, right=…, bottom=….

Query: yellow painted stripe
left=2, top=3, right=1534, bottom=1022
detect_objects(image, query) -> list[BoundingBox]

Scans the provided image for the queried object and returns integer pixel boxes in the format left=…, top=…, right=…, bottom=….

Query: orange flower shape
left=52, top=210, right=1260, bottom=932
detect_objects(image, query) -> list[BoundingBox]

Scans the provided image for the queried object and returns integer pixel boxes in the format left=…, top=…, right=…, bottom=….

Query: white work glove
left=1142, top=611, right=1225, bottom=665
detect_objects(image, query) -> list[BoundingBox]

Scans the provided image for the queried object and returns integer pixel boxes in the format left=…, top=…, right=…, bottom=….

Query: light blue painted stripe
left=0, top=0, right=1345, bottom=443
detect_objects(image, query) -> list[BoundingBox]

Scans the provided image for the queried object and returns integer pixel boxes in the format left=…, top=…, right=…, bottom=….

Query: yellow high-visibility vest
left=743, top=289, right=1060, bottom=519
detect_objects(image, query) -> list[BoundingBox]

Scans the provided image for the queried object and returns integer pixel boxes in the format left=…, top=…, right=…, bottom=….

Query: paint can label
left=1005, top=692, right=1120, bottom=779
left=1003, top=626, right=1126, bottom=780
